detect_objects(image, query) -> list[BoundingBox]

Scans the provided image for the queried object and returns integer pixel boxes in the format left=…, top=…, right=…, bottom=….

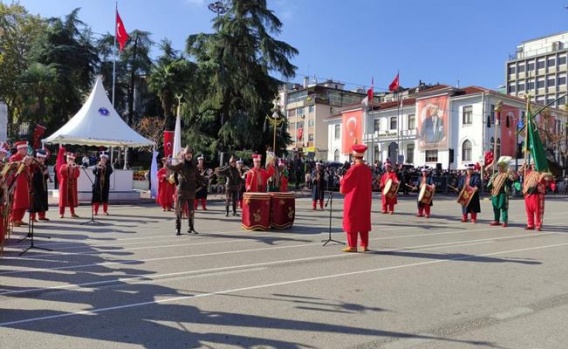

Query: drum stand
left=322, top=191, right=344, bottom=246
left=80, top=167, right=103, bottom=226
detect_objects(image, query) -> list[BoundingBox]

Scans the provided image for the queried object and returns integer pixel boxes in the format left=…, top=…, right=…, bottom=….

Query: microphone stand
left=80, top=165, right=103, bottom=226
left=19, top=168, right=51, bottom=255
left=321, top=174, right=344, bottom=247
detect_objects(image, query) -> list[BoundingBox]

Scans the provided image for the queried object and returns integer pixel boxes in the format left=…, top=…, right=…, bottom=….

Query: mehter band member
left=458, top=164, right=481, bottom=223
left=157, top=156, right=175, bottom=211
left=414, top=167, right=435, bottom=218
left=30, top=149, right=50, bottom=222
left=520, top=164, right=553, bottom=231
left=245, top=154, right=275, bottom=193
left=339, top=144, right=372, bottom=253
left=487, top=158, right=516, bottom=227
left=216, top=155, right=243, bottom=217
left=9, top=141, right=32, bottom=227
left=311, top=162, right=325, bottom=210
left=58, top=153, right=80, bottom=218
left=379, top=162, right=399, bottom=214
left=167, top=146, right=202, bottom=235
left=92, top=151, right=113, bottom=215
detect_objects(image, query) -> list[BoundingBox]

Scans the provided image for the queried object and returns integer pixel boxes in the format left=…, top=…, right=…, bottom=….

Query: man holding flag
left=519, top=102, right=554, bottom=231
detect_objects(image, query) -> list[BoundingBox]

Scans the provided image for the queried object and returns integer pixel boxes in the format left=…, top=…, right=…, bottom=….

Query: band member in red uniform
left=458, top=164, right=481, bottom=223
left=520, top=164, right=552, bottom=231
left=30, top=149, right=51, bottom=222
left=340, top=144, right=372, bottom=252
left=58, top=153, right=80, bottom=218
left=379, top=162, right=399, bottom=214
left=278, top=159, right=289, bottom=192
left=157, top=157, right=175, bottom=211
left=413, top=167, right=435, bottom=218
left=9, top=141, right=32, bottom=227
left=245, top=154, right=275, bottom=192
left=92, top=152, right=113, bottom=215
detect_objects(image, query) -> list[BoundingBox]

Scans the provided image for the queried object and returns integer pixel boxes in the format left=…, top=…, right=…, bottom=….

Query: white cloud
left=184, top=0, right=205, bottom=6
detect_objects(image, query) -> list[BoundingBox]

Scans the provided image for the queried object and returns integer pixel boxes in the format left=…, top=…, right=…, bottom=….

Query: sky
left=10, top=0, right=568, bottom=93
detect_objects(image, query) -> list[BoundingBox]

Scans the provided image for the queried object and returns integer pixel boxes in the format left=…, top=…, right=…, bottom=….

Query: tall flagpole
left=112, top=1, right=117, bottom=107
left=396, top=71, right=401, bottom=164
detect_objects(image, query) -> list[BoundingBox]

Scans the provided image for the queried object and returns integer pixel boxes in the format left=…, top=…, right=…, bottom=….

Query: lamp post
left=493, top=100, right=503, bottom=172
left=267, top=110, right=284, bottom=155
left=208, top=1, right=228, bottom=17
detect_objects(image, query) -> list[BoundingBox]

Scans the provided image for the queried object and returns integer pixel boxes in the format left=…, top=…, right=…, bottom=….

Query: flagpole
left=112, top=1, right=118, bottom=107
left=396, top=73, right=401, bottom=164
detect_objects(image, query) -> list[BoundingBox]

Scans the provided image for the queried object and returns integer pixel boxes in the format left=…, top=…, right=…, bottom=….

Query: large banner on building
left=341, top=109, right=363, bottom=155
left=500, top=105, right=521, bottom=157
left=417, top=95, right=449, bottom=150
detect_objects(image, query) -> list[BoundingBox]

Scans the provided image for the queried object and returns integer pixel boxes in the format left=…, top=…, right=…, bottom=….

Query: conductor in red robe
left=58, top=153, right=80, bottom=218
left=339, top=144, right=372, bottom=253
left=157, top=157, right=175, bottom=211
left=245, top=154, right=275, bottom=192
left=9, top=141, right=32, bottom=227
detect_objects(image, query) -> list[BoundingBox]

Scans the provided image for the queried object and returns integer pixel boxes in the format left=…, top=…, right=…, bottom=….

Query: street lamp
left=208, top=1, right=228, bottom=17
left=267, top=109, right=284, bottom=155
left=493, top=100, right=503, bottom=172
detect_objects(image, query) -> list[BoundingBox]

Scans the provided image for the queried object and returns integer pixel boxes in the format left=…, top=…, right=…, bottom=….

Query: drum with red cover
left=242, top=192, right=271, bottom=230
left=270, top=192, right=295, bottom=229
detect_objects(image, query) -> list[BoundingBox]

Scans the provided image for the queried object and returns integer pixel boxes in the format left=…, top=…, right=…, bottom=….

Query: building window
left=308, top=105, right=314, bottom=113
left=297, top=107, right=305, bottom=116
left=537, top=77, right=545, bottom=89
left=508, top=84, right=516, bottom=93
left=527, top=60, right=535, bottom=72
left=527, top=79, right=535, bottom=91
left=373, top=119, right=381, bottom=132
left=407, top=114, right=415, bottom=130
left=425, top=149, right=438, bottom=162
left=547, top=75, right=556, bottom=87
left=490, top=137, right=501, bottom=159
left=308, top=119, right=314, bottom=127
left=334, top=149, right=340, bottom=162
left=518, top=63, right=525, bottom=73
left=287, top=109, right=296, bottom=118
left=390, top=116, right=398, bottom=130
left=334, top=124, right=340, bottom=139
left=537, top=58, right=545, bottom=70
left=558, top=55, right=567, bottom=66
left=558, top=74, right=566, bottom=86
left=518, top=81, right=525, bottom=92
left=508, top=65, right=516, bottom=75
left=462, top=140, right=472, bottom=162
left=547, top=56, right=556, bottom=67
left=308, top=133, right=314, bottom=141
left=462, top=105, right=473, bottom=125
left=407, top=143, right=415, bottom=164
left=296, top=121, right=304, bottom=129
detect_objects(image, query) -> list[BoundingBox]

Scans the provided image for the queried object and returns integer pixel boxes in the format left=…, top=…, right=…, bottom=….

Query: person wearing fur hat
left=487, top=157, right=516, bottom=227
left=378, top=161, right=399, bottom=214
left=157, top=156, right=175, bottom=211
left=29, top=149, right=51, bottom=222
left=413, top=167, right=435, bottom=218
left=92, top=152, right=113, bottom=215
left=9, top=141, right=33, bottom=226
left=245, top=154, right=275, bottom=193
left=519, top=163, right=553, bottom=231
left=166, top=146, right=203, bottom=235
left=58, top=153, right=81, bottom=218
left=340, top=144, right=372, bottom=252
left=215, top=155, right=243, bottom=217
left=457, top=164, right=482, bottom=223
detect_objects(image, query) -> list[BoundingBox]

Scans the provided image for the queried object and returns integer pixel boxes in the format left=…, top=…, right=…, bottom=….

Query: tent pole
left=124, top=146, right=128, bottom=170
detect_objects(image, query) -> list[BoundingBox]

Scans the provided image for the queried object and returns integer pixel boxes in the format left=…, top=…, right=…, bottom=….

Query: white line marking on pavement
left=2, top=241, right=568, bottom=327
left=490, top=307, right=534, bottom=320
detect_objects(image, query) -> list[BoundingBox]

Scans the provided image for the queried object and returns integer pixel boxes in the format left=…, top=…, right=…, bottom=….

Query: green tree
left=185, top=0, right=297, bottom=158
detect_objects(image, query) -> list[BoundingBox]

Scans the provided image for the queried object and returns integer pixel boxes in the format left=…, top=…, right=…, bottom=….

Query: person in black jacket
left=92, top=152, right=113, bottom=215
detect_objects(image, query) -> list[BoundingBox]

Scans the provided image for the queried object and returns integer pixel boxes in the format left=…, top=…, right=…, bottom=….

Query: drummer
left=458, top=164, right=481, bottom=223
left=414, top=167, right=434, bottom=218
left=379, top=162, right=399, bottom=214
left=245, top=154, right=275, bottom=192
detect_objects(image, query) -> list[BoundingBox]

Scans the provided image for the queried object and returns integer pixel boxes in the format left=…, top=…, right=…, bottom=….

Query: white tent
left=43, top=76, right=155, bottom=147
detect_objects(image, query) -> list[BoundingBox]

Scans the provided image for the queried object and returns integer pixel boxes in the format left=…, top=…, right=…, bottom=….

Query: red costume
left=379, top=167, right=399, bottom=213
left=522, top=168, right=547, bottom=231
left=58, top=155, right=80, bottom=217
left=245, top=155, right=275, bottom=192
left=157, top=166, right=175, bottom=211
left=9, top=141, right=31, bottom=226
left=340, top=144, right=372, bottom=252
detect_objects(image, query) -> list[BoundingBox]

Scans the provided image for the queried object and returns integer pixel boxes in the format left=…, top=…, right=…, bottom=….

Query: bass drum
left=418, top=184, right=434, bottom=205
left=457, top=185, right=477, bottom=207
left=382, top=178, right=399, bottom=198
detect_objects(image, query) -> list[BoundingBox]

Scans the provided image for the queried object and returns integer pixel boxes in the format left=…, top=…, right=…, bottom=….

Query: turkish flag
left=389, top=73, right=400, bottom=92
left=116, top=10, right=129, bottom=51
left=163, top=131, right=174, bottom=158
left=33, top=124, right=46, bottom=150
left=55, top=145, right=66, bottom=182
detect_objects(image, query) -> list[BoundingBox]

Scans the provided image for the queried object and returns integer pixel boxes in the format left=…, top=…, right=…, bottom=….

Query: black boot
left=225, top=206, right=229, bottom=217
left=175, top=216, right=181, bottom=236
left=188, top=217, right=198, bottom=234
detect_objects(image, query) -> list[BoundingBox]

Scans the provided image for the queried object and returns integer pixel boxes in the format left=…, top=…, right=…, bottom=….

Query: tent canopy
left=43, top=76, right=155, bottom=147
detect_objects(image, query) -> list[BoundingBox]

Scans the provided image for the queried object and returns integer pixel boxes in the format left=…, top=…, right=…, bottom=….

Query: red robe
left=157, top=167, right=175, bottom=208
left=340, top=163, right=372, bottom=233
left=9, top=153, right=30, bottom=210
left=380, top=171, right=399, bottom=205
left=245, top=165, right=275, bottom=192
left=58, top=164, right=80, bottom=207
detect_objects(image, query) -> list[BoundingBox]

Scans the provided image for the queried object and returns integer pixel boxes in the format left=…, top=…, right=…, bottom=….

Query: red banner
left=341, top=109, right=363, bottom=155
left=33, top=124, right=46, bottom=150
left=163, top=131, right=174, bottom=158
